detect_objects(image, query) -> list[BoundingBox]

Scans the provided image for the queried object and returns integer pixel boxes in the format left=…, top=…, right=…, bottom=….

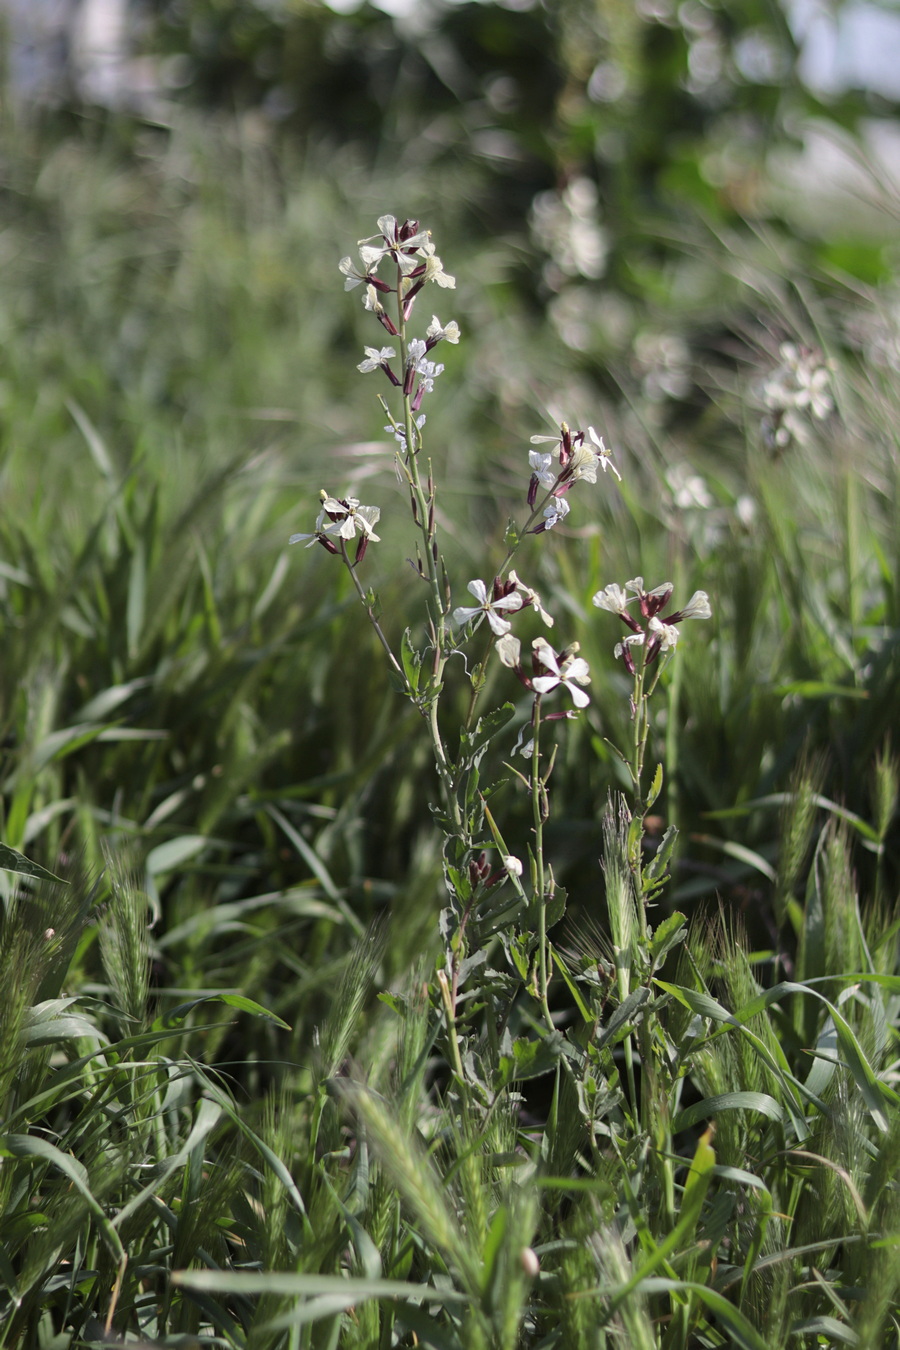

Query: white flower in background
left=426, top=315, right=460, bottom=344
left=763, top=342, right=833, bottom=446
left=529, top=176, right=608, bottom=287
left=357, top=345, right=396, bottom=373
left=453, top=579, right=523, bottom=636
left=503, top=855, right=524, bottom=877
left=531, top=638, right=591, bottom=708
left=666, top=462, right=713, bottom=510
left=735, top=495, right=756, bottom=527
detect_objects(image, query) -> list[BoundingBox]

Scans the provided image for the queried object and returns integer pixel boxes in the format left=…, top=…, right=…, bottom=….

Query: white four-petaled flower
left=358, top=346, right=395, bottom=373
left=426, top=315, right=460, bottom=344
left=542, top=498, right=570, bottom=530
left=453, top=580, right=523, bottom=636
left=289, top=496, right=381, bottom=548
left=529, top=450, right=557, bottom=489
left=531, top=639, right=591, bottom=708
left=592, top=583, right=631, bottom=615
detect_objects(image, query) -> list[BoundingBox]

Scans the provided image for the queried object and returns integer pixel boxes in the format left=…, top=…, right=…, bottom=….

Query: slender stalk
left=339, top=542, right=405, bottom=680
left=530, top=696, right=554, bottom=1031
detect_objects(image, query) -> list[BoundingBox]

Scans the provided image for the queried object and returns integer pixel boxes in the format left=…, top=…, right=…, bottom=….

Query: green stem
left=530, top=697, right=554, bottom=1031
left=340, top=543, right=405, bottom=680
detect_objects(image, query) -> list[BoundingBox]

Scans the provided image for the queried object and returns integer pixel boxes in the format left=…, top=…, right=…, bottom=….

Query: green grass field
left=1, top=104, right=899, bottom=1348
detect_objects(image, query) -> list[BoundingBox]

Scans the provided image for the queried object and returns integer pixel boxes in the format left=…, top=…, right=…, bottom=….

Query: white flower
left=339, top=253, right=380, bottom=290
left=289, top=519, right=325, bottom=547
left=587, top=426, right=621, bottom=480
left=415, top=360, right=444, bottom=395
left=614, top=633, right=645, bottom=660
left=385, top=414, right=425, bottom=450
left=648, top=617, right=680, bottom=651
left=666, top=462, right=712, bottom=509
left=529, top=450, right=557, bottom=489
left=358, top=345, right=395, bottom=373
left=363, top=285, right=386, bottom=316
left=735, top=494, right=756, bottom=527
left=541, top=498, right=571, bottom=531
left=531, top=638, right=591, bottom=708
left=426, top=315, right=460, bottom=344
left=794, top=363, right=833, bottom=419
left=503, top=855, right=523, bottom=877
left=418, top=240, right=456, bottom=288
left=406, top=338, right=427, bottom=368
left=675, top=590, right=712, bottom=621
left=496, top=633, right=522, bottom=667
left=453, top=579, right=523, bottom=636
left=508, top=571, right=554, bottom=626
left=592, top=583, right=631, bottom=615
left=320, top=497, right=382, bottom=543
left=564, top=444, right=599, bottom=484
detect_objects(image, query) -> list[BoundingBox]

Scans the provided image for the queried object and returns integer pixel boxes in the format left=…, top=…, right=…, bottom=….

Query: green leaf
left=494, top=1031, right=565, bottom=1089
left=460, top=703, right=515, bottom=761
left=154, top=993, right=291, bottom=1031
left=646, top=762, right=663, bottom=811
left=596, top=987, right=652, bottom=1049
left=644, top=825, right=678, bottom=886
left=692, top=833, right=777, bottom=882
left=649, top=910, right=687, bottom=968
left=0, top=845, right=65, bottom=884
left=673, top=1091, right=784, bottom=1133
left=400, top=627, right=421, bottom=694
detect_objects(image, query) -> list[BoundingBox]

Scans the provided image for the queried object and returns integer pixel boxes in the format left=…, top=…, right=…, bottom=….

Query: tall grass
left=0, top=110, right=898, bottom=1346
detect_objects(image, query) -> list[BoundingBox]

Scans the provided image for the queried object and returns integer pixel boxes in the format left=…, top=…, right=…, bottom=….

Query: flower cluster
left=592, top=577, right=711, bottom=673
left=290, top=492, right=382, bottom=564
left=762, top=342, right=833, bottom=449
left=527, top=423, right=619, bottom=532
left=341, top=214, right=456, bottom=320
left=497, top=634, right=591, bottom=712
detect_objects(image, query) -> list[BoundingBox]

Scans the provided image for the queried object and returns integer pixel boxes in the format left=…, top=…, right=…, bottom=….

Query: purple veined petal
left=466, top=578, right=489, bottom=604
left=532, top=674, right=561, bottom=695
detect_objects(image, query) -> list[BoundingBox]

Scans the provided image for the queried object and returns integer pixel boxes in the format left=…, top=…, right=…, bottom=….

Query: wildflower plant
left=293, top=213, right=632, bottom=1051
left=289, top=212, right=738, bottom=1344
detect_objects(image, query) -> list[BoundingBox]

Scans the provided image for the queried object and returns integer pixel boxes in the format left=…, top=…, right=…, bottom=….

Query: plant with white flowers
left=291, top=212, right=712, bottom=1127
